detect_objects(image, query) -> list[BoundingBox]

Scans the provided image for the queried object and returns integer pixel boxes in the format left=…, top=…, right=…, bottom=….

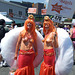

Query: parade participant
left=1, top=16, right=73, bottom=75
left=70, top=23, right=75, bottom=49
left=13, top=15, right=38, bottom=75
left=1, top=14, right=44, bottom=75
left=39, top=16, right=58, bottom=75
left=11, top=20, right=17, bottom=29
left=70, top=23, right=75, bottom=64
left=0, top=19, right=9, bottom=67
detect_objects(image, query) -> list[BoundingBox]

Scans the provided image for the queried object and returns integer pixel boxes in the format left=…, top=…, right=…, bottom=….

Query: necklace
left=25, top=32, right=32, bottom=39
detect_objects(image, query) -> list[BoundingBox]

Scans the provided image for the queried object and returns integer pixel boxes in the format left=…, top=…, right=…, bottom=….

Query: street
left=0, top=65, right=75, bottom=75
left=69, top=65, right=75, bottom=75
left=0, top=67, right=9, bottom=75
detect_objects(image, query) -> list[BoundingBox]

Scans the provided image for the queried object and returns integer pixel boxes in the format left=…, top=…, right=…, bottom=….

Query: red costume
left=14, top=49, right=35, bottom=75
left=14, top=15, right=37, bottom=75
left=40, top=49, right=55, bottom=75
left=40, top=16, right=56, bottom=75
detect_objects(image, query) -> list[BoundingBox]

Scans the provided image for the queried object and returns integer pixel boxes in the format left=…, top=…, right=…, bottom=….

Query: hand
left=42, top=39, right=45, bottom=42
left=14, top=55, right=17, bottom=60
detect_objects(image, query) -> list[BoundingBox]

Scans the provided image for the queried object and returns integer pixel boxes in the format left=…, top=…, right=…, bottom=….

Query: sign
left=41, top=9, right=47, bottom=15
left=28, top=8, right=37, bottom=14
left=47, top=0, right=75, bottom=18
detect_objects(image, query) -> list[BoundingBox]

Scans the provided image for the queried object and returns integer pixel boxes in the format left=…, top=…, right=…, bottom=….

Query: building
left=10, top=1, right=45, bottom=15
left=0, top=0, right=4, bottom=1
left=0, top=0, right=27, bottom=26
left=9, top=1, right=45, bottom=23
left=10, top=1, right=33, bottom=16
left=10, top=1, right=33, bottom=8
left=34, top=3, right=44, bottom=15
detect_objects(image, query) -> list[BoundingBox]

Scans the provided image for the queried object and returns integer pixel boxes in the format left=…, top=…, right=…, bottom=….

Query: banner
left=47, top=0, right=75, bottom=18
left=41, top=9, right=47, bottom=15
left=28, top=8, right=37, bottom=14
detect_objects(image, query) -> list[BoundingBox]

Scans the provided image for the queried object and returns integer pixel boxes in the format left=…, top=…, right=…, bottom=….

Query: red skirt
left=14, top=49, right=35, bottom=75
left=39, top=49, right=55, bottom=75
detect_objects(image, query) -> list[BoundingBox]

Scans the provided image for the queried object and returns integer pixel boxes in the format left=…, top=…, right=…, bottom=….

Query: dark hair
left=0, top=19, right=5, bottom=25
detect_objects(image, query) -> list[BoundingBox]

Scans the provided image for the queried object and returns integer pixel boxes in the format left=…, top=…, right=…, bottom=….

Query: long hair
left=43, top=16, right=55, bottom=35
left=21, top=15, right=37, bottom=39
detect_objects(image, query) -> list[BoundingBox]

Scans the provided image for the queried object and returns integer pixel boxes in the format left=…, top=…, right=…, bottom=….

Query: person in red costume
left=39, top=16, right=58, bottom=75
left=14, top=15, right=38, bottom=75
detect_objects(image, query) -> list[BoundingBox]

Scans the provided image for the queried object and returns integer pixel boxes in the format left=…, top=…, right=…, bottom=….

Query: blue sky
left=5, top=0, right=49, bottom=8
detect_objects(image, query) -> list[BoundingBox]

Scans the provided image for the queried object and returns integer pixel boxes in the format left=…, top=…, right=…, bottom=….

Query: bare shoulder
left=18, top=32, right=22, bottom=38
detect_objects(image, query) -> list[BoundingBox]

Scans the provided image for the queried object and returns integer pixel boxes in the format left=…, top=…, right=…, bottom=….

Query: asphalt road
left=69, top=65, right=75, bottom=75
left=0, top=67, right=10, bottom=75
left=0, top=65, right=75, bottom=75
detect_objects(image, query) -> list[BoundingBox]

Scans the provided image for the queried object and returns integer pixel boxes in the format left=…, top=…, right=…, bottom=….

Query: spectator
left=64, top=25, right=71, bottom=35
left=35, top=25, right=41, bottom=32
left=11, top=20, right=17, bottom=29
left=0, top=19, right=5, bottom=42
left=0, top=19, right=9, bottom=42
left=70, top=23, right=75, bottom=46
left=70, top=23, right=75, bottom=64
left=0, top=19, right=9, bottom=67
left=66, top=25, right=70, bottom=35
left=64, top=25, right=67, bottom=30
left=6, top=25, right=12, bottom=30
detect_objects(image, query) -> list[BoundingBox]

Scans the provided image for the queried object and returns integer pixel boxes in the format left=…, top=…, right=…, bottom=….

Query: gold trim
left=44, top=16, right=49, bottom=21
left=44, top=52, right=55, bottom=56
left=28, top=15, right=34, bottom=19
left=19, top=51, right=34, bottom=55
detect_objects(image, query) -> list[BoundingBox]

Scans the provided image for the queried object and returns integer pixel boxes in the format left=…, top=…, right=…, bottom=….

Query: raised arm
left=14, top=33, right=22, bottom=60
left=53, top=32, right=58, bottom=48
left=54, top=33, right=58, bottom=48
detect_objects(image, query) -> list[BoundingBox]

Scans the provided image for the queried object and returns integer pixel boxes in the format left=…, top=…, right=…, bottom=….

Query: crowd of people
left=0, top=15, right=74, bottom=75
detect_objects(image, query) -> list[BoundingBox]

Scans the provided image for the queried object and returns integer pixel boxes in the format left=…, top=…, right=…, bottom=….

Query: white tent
left=0, top=14, right=12, bottom=22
